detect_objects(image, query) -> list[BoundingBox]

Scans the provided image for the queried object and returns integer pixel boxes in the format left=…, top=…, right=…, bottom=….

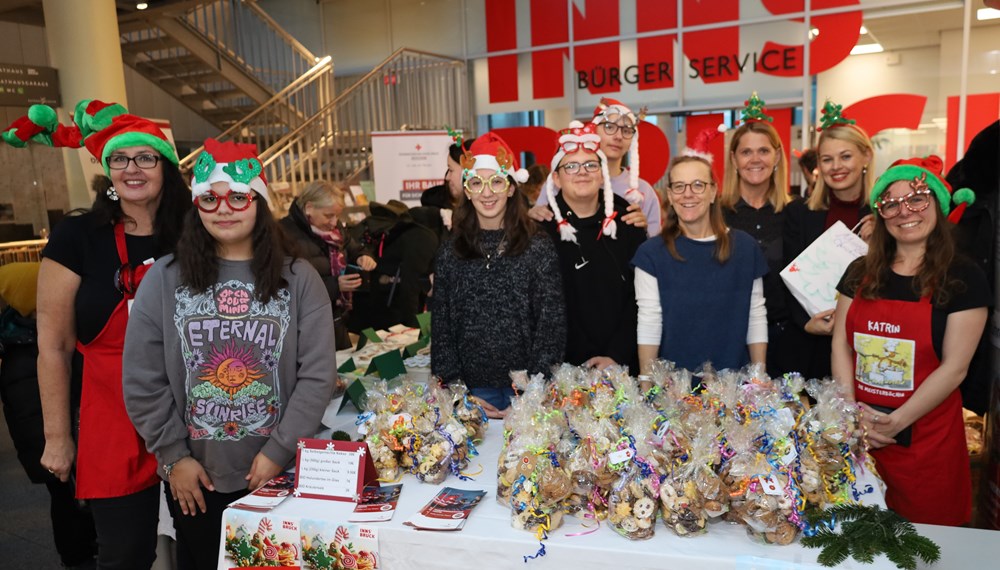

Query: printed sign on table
left=780, top=221, right=868, bottom=316
left=294, top=439, right=377, bottom=502
left=222, top=512, right=301, bottom=569
left=301, top=521, right=380, bottom=570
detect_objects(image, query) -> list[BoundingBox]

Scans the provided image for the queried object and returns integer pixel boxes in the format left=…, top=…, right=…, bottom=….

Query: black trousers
left=166, top=483, right=248, bottom=570
left=88, top=483, right=160, bottom=570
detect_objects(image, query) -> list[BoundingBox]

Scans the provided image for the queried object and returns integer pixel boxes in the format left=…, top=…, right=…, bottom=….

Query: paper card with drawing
left=781, top=221, right=868, bottom=316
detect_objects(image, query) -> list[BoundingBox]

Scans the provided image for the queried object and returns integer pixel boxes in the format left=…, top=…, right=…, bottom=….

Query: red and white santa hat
left=461, top=132, right=529, bottom=184
left=190, top=138, right=272, bottom=208
left=682, top=124, right=728, bottom=163
left=591, top=97, right=643, bottom=205
left=545, top=121, right=617, bottom=243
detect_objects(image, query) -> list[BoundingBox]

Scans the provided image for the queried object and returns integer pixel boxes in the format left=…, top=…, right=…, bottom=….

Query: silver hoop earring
left=106, top=186, right=120, bottom=201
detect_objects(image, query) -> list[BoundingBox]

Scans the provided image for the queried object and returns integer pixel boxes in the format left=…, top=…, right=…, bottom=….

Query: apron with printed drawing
left=844, top=292, right=970, bottom=525
left=74, top=223, right=160, bottom=499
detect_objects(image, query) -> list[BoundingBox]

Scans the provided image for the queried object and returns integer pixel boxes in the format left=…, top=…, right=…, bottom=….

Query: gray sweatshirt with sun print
left=123, top=255, right=337, bottom=493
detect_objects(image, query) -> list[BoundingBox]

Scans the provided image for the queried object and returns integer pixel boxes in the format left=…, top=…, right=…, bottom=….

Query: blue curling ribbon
left=355, top=411, right=375, bottom=426
left=523, top=540, right=547, bottom=563
left=802, top=514, right=837, bottom=537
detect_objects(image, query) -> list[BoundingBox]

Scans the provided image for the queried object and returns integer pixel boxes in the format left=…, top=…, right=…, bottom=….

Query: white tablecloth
left=220, top=409, right=1000, bottom=569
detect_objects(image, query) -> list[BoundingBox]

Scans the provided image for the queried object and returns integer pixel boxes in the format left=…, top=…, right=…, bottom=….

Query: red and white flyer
left=403, top=487, right=486, bottom=531
left=229, top=471, right=296, bottom=512
left=349, top=484, right=402, bottom=523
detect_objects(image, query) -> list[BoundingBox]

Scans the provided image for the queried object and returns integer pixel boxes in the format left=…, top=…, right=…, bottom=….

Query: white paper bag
left=780, top=221, right=868, bottom=316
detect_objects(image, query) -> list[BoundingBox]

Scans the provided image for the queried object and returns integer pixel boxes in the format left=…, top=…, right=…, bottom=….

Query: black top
left=723, top=198, right=790, bottom=325
left=42, top=213, right=157, bottom=345
left=420, top=183, right=453, bottom=209
left=431, top=230, right=566, bottom=389
left=540, top=193, right=646, bottom=372
left=837, top=257, right=990, bottom=359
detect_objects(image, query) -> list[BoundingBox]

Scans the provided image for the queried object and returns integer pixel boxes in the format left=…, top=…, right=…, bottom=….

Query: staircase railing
left=259, top=48, right=471, bottom=198
left=184, top=0, right=318, bottom=95
left=178, top=56, right=334, bottom=172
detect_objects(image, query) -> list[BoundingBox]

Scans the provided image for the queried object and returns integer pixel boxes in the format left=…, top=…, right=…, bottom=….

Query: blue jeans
left=470, top=386, right=516, bottom=411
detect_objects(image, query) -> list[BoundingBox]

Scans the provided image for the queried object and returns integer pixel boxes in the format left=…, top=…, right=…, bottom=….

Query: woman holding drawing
left=777, top=101, right=876, bottom=379
left=831, top=156, right=985, bottom=525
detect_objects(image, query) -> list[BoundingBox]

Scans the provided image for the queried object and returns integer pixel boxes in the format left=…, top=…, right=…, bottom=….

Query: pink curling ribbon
left=564, top=504, right=601, bottom=537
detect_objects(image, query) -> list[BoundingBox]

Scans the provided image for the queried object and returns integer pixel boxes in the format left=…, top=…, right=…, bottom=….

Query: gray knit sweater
left=431, top=230, right=566, bottom=389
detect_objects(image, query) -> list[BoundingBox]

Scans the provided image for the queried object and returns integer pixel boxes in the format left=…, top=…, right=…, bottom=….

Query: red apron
left=845, top=293, right=970, bottom=525
left=74, top=223, right=160, bottom=499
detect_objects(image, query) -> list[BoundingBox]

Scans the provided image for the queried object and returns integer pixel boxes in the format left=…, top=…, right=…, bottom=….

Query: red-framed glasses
left=195, top=190, right=254, bottom=213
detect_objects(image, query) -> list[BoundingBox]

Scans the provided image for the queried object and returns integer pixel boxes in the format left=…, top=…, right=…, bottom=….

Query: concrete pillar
left=42, top=0, right=128, bottom=209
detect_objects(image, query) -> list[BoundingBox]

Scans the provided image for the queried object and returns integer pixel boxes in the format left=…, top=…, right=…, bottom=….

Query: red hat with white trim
left=190, top=138, right=271, bottom=208
left=461, top=132, right=529, bottom=184
left=682, top=124, right=728, bottom=163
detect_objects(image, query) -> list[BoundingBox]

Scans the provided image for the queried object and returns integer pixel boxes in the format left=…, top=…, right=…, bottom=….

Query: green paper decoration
left=740, top=92, right=774, bottom=123
left=818, top=100, right=856, bottom=131
left=221, top=158, right=263, bottom=184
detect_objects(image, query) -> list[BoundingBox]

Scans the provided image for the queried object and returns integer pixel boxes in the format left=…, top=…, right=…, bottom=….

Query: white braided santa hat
left=591, top=98, right=645, bottom=206
left=545, top=121, right=617, bottom=243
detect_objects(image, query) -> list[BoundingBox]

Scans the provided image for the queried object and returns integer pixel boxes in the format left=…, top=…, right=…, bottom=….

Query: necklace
left=483, top=237, right=507, bottom=270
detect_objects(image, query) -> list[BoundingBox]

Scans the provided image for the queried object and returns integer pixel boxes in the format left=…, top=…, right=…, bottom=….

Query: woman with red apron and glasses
left=832, top=156, right=988, bottom=526
left=7, top=99, right=192, bottom=568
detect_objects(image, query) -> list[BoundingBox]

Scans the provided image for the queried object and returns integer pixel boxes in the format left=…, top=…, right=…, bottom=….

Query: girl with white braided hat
left=540, top=121, right=646, bottom=372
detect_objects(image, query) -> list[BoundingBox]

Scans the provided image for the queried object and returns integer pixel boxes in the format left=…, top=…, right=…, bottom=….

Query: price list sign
left=294, top=439, right=377, bottom=502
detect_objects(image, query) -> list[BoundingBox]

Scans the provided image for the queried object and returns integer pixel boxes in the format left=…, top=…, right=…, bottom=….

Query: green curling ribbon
left=193, top=151, right=216, bottom=183
left=221, top=158, right=262, bottom=185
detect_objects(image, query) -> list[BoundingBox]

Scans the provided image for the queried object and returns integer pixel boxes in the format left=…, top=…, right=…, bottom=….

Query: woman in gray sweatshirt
left=123, top=139, right=336, bottom=570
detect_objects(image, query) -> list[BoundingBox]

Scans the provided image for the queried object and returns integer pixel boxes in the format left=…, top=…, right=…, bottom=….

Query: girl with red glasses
left=123, top=139, right=336, bottom=568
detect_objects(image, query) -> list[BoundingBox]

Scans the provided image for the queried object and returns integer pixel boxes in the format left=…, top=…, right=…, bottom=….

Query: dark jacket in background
left=347, top=201, right=439, bottom=331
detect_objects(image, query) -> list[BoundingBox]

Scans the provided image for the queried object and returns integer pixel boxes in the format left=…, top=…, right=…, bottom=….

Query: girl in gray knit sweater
left=431, top=132, right=566, bottom=418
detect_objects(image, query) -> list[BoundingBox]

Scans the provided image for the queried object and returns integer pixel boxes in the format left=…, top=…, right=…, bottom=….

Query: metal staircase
left=118, top=0, right=326, bottom=130
left=179, top=48, right=471, bottom=207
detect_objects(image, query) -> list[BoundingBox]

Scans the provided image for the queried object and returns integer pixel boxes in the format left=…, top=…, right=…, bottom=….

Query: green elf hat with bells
left=1, top=99, right=178, bottom=177
left=191, top=138, right=272, bottom=208
left=871, top=155, right=975, bottom=224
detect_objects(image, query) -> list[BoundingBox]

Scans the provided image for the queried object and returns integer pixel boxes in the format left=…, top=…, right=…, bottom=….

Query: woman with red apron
left=832, top=156, right=988, bottom=526
left=15, top=100, right=191, bottom=569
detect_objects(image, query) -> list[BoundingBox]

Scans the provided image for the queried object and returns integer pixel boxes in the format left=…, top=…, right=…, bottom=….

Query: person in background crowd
left=0, top=261, right=97, bottom=569
left=540, top=121, right=646, bottom=373
left=432, top=132, right=566, bottom=417
left=633, top=151, right=768, bottom=378
left=1, top=99, right=191, bottom=569
left=796, top=147, right=819, bottom=197
left=832, top=156, right=986, bottom=526
left=779, top=102, right=875, bottom=380
left=280, top=180, right=376, bottom=349
left=123, top=139, right=336, bottom=570
left=946, top=120, right=999, bottom=415
left=346, top=200, right=438, bottom=332
left=720, top=93, right=793, bottom=378
left=521, top=163, right=549, bottom=206
left=530, top=98, right=657, bottom=235
left=421, top=136, right=473, bottom=231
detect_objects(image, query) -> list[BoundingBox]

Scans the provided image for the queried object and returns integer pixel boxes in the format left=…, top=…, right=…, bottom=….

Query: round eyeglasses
left=195, top=190, right=254, bottom=213
left=106, top=154, right=160, bottom=170
left=600, top=122, right=636, bottom=138
left=558, top=161, right=601, bottom=175
left=464, top=174, right=510, bottom=195
left=877, top=189, right=932, bottom=219
left=668, top=180, right=713, bottom=195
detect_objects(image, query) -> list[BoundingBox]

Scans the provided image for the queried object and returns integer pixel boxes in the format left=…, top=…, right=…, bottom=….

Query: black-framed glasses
left=600, top=122, right=636, bottom=138
left=668, top=180, right=713, bottom=195
left=464, top=174, right=510, bottom=194
left=195, top=190, right=254, bottom=213
left=558, top=161, right=601, bottom=175
left=106, top=154, right=160, bottom=170
left=877, top=188, right=932, bottom=219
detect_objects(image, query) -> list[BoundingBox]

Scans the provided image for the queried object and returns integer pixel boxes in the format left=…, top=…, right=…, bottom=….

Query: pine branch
left=801, top=504, right=940, bottom=569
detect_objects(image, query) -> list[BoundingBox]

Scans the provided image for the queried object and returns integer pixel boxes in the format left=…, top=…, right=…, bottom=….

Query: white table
left=220, top=410, right=1000, bottom=569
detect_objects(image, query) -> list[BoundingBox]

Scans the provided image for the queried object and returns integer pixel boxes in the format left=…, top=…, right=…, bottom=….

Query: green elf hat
left=190, top=138, right=271, bottom=208
left=739, top=92, right=774, bottom=124
left=1, top=99, right=178, bottom=177
left=871, top=155, right=975, bottom=223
